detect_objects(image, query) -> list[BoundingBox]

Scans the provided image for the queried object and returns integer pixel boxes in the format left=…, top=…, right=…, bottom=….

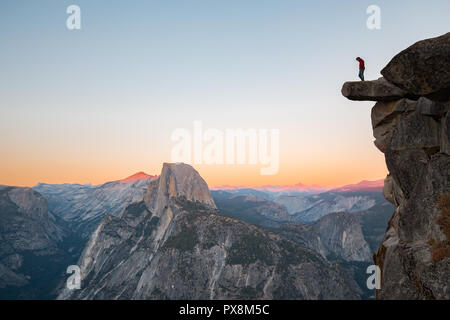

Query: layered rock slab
left=341, top=77, right=407, bottom=102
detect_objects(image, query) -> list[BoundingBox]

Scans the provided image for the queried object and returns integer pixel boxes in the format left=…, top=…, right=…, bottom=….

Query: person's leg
left=359, top=68, right=365, bottom=81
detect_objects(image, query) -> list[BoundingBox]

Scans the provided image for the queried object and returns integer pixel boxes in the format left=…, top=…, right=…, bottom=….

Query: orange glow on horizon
left=0, top=126, right=388, bottom=188
left=0, top=160, right=388, bottom=189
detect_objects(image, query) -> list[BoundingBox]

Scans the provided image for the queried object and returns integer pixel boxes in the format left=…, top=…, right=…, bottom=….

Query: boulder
left=381, top=32, right=450, bottom=101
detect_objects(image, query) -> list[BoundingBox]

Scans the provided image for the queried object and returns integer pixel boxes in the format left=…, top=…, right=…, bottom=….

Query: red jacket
left=357, top=58, right=365, bottom=69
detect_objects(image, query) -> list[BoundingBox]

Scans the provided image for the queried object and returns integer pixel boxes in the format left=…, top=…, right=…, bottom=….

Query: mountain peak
left=144, top=163, right=216, bottom=213
left=332, top=179, right=384, bottom=192
left=120, top=171, right=154, bottom=183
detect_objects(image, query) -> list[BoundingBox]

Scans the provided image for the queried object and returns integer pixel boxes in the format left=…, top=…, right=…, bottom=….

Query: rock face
left=0, top=186, right=79, bottom=299
left=275, top=203, right=393, bottom=299
left=279, top=212, right=372, bottom=262
left=342, top=33, right=450, bottom=299
left=144, top=163, right=216, bottom=214
left=59, top=163, right=360, bottom=300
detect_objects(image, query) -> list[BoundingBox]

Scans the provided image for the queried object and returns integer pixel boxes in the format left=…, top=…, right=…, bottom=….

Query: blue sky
left=1, top=0, right=449, bottom=186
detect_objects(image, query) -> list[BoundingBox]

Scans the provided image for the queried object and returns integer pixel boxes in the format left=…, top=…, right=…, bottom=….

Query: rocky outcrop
left=342, top=77, right=408, bottom=101
left=381, top=32, right=450, bottom=101
left=342, top=33, right=450, bottom=299
left=59, top=163, right=361, bottom=300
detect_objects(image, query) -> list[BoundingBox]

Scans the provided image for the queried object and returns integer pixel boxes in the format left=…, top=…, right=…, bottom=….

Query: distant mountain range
left=212, top=179, right=384, bottom=196
left=213, top=183, right=329, bottom=195
left=212, top=179, right=387, bottom=224
left=0, top=169, right=390, bottom=300
left=331, top=180, right=385, bottom=193
left=31, top=176, right=385, bottom=238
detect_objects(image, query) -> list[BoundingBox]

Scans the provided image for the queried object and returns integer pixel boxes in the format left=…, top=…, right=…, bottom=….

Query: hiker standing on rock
left=356, top=57, right=365, bottom=81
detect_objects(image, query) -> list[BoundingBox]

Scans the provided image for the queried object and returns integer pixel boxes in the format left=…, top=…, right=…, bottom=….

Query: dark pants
left=359, top=68, right=365, bottom=81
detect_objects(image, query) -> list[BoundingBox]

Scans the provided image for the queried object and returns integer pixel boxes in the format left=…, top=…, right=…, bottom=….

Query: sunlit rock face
left=343, top=33, right=450, bottom=300
left=143, top=162, right=217, bottom=215
left=279, top=212, right=372, bottom=263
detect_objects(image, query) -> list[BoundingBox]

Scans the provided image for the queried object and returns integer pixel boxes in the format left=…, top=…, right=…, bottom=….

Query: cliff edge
left=342, top=32, right=450, bottom=299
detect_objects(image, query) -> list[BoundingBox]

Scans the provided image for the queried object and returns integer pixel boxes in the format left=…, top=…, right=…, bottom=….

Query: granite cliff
left=342, top=32, right=450, bottom=299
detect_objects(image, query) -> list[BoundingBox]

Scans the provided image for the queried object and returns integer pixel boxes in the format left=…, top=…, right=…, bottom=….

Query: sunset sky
left=1, top=0, right=450, bottom=188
